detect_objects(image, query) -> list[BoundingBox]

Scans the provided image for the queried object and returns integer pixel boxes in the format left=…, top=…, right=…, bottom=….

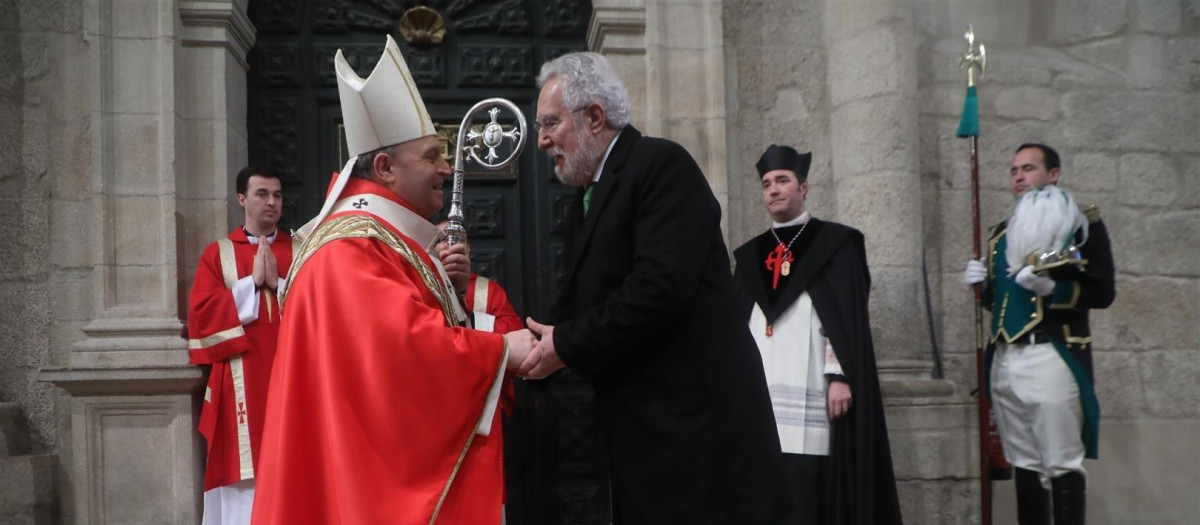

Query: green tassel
left=956, top=86, right=979, bottom=138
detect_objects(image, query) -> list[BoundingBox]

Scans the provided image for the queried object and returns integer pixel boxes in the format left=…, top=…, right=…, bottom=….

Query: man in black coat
left=733, top=145, right=902, bottom=525
left=518, top=52, right=789, bottom=525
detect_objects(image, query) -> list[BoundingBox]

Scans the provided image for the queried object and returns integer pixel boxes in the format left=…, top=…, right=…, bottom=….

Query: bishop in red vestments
left=251, top=36, right=535, bottom=525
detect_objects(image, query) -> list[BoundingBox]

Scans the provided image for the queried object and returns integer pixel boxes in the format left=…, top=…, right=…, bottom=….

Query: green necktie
left=583, top=184, right=594, bottom=215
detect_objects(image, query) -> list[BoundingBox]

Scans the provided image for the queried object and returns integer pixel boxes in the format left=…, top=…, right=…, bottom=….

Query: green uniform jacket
left=983, top=206, right=1115, bottom=459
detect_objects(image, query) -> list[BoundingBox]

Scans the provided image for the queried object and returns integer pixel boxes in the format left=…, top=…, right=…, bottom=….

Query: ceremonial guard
left=963, top=143, right=1115, bottom=525
left=734, top=145, right=902, bottom=525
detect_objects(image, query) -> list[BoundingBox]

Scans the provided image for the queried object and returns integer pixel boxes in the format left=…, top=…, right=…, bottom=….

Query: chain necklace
left=768, top=218, right=806, bottom=258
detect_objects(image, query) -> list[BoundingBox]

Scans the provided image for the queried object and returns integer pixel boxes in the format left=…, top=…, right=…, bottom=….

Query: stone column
left=823, top=0, right=929, bottom=374
left=40, top=1, right=253, bottom=523
left=824, top=3, right=976, bottom=523
left=589, top=0, right=730, bottom=234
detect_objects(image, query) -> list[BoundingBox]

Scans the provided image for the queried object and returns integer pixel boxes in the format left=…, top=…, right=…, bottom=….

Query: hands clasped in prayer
left=500, top=319, right=565, bottom=380
left=252, top=236, right=278, bottom=290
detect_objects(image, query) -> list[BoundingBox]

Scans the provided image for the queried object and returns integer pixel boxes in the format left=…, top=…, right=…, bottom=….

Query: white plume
left=1005, top=185, right=1088, bottom=276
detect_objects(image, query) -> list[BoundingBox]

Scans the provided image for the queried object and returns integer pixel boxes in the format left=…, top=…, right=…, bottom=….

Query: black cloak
left=734, top=218, right=903, bottom=525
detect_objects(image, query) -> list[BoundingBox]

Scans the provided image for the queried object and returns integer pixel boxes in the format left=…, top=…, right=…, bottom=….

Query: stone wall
left=0, top=0, right=245, bottom=522
left=0, top=0, right=89, bottom=454
left=920, top=1, right=1200, bottom=522
left=724, top=0, right=835, bottom=237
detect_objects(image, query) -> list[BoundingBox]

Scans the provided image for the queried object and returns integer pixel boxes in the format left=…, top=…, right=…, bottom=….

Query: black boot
left=1051, top=472, right=1086, bottom=525
left=1015, top=467, right=1051, bottom=525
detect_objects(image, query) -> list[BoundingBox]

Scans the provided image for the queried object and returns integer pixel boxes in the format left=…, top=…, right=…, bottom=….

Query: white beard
left=550, top=121, right=603, bottom=187
left=1005, top=185, right=1089, bottom=276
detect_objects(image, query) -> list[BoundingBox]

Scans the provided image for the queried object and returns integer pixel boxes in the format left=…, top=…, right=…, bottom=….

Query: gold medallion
left=781, top=260, right=791, bottom=276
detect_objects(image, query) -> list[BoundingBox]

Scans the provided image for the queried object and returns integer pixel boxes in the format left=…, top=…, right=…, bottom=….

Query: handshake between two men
left=437, top=229, right=566, bottom=381
left=502, top=319, right=563, bottom=380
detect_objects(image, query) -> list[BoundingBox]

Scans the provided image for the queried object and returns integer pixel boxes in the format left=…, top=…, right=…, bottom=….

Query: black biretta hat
left=756, top=145, right=812, bottom=180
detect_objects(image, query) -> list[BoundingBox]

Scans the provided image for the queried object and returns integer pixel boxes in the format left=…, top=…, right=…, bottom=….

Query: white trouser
left=990, top=341, right=1086, bottom=486
left=202, top=479, right=255, bottom=525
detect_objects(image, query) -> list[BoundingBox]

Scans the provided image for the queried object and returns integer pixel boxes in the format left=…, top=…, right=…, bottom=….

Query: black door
left=247, top=1, right=608, bottom=523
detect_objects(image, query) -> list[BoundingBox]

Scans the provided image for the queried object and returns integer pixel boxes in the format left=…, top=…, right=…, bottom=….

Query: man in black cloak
left=734, top=144, right=903, bottom=525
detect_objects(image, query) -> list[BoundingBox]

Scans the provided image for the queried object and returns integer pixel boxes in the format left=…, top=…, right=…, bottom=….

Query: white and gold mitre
left=334, top=34, right=435, bottom=156
left=295, top=36, right=436, bottom=241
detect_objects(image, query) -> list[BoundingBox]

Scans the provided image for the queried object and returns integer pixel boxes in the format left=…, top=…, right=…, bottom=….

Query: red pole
left=969, top=135, right=992, bottom=525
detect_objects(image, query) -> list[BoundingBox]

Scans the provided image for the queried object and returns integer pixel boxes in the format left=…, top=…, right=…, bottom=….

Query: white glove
left=1015, top=265, right=1055, bottom=297
left=962, top=259, right=987, bottom=285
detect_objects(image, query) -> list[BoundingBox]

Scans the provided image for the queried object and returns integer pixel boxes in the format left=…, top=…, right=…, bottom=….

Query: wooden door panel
left=248, top=2, right=604, bottom=523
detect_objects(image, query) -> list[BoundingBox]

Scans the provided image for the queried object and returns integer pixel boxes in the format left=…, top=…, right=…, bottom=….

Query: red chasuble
left=459, top=275, right=523, bottom=511
left=251, top=179, right=507, bottom=525
left=187, top=228, right=294, bottom=491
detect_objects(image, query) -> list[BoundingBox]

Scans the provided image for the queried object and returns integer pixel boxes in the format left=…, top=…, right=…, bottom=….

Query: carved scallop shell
left=399, top=6, right=445, bottom=46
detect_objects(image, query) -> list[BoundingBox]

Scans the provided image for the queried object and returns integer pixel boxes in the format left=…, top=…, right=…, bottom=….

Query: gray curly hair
left=537, top=52, right=632, bottom=129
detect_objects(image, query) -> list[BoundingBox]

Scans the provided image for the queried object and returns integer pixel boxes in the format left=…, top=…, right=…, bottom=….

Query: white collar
left=327, top=194, right=442, bottom=254
left=592, top=129, right=622, bottom=184
left=245, top=228, right=278, bottom=245
left=772, top=211, right=811, bottom=229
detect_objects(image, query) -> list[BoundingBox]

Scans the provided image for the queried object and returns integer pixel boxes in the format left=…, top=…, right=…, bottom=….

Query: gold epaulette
left=1081, top=204, right=1101, bottom=223
left=988, top=222, right=1006, bottom=241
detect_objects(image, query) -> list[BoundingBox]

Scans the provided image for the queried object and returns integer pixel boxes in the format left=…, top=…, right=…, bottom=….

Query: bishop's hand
left=503, top=329, right=537, bottom=370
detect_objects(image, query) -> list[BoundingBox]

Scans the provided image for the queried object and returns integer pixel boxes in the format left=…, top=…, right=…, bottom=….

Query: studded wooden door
left=246, top=1, right=608, bottom=523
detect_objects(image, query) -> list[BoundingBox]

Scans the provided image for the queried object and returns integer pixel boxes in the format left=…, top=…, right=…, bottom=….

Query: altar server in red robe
left=187, top=165, right=294, bottom=525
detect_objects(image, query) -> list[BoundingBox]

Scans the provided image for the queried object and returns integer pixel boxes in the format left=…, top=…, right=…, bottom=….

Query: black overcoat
left=549, top=126, right=790, bottom=524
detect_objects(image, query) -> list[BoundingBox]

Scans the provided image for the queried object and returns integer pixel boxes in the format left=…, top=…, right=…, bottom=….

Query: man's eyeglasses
left=533, top=107, right=586, bottom=135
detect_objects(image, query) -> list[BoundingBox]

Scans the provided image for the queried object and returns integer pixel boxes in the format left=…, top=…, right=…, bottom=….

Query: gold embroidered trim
left=1049, top=281, right=1081, bottom=310
left=1031, top=257, right=1090, bottom=274
left=263, top=290, right=274, bottom=323
left=1082, top=204, right=1101, bottom=224
left=986, top=225, right=1007, bottom=279
left=1063, top=326, right=1092, bottom=345
left=991, top=226, right=1044, bottom=343
left=188, top=325, right=246, bottom=349
left=994, top=291, right=1045, bottom=344
left=472, top=276, right=490, bottom=314
left=216, top=238, right=238, bottom=289
left=281, top=214, right=459, bottom=325
left=230, top=354, right=255, bottom=480
left=385, top=46, right=430, bottom=137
